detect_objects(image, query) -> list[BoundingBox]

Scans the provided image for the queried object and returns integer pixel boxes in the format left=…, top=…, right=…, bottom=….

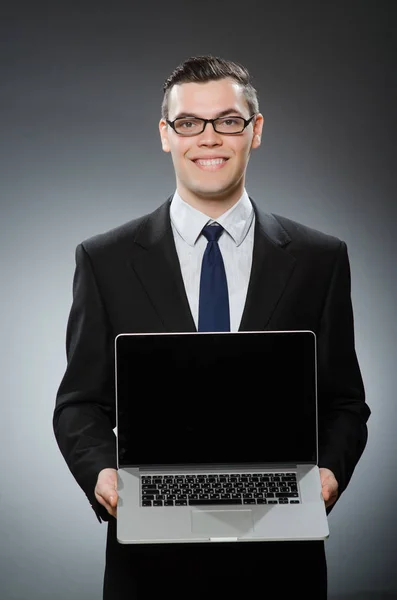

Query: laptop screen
left=115, top=331, right=317, bottom=467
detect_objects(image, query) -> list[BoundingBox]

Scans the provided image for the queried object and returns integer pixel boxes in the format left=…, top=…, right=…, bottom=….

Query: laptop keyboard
left=141, top=472, right=300, bottom=507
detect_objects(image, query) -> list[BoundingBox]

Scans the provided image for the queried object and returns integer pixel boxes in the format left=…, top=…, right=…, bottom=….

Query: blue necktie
left=198, top=223, right=230, bottom=332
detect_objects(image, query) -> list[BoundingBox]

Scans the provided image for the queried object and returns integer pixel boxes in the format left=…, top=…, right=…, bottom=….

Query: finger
left=95, top=484, right=118, bottom=505
left=95, top=491, right=118, bottom=518
left=321, top=486, right=330, bottom=501
left=109, top=493, right=118, bottom=507
left=102, top=491, right=118, bottom=509
left=323, top=486, right=338, bottom=507
left=106, top=502, right=117, bottom=518
left=98, top=481, right=118, bottom=501
left=325, top=494, right=338, bottom=508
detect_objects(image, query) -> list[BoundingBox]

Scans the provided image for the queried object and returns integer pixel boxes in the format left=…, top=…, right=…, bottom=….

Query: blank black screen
left=116, top=331, right=317, bottom=467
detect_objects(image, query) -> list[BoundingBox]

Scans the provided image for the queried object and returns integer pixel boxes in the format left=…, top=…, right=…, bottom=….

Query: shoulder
left=251, top=199, right=344, bottom=252
left=77, top=198, right=171, bottom=259
left=251, top=201, right=348, bottom=270
left=271, top=213, right=343, bottom=251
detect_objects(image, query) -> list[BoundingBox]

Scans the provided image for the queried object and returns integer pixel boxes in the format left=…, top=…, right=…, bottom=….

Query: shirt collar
left=170, top=189, right=254, bottom=247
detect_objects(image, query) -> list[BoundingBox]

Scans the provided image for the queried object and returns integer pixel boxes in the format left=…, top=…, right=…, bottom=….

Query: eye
left=176, top=118, right=200, bottom=128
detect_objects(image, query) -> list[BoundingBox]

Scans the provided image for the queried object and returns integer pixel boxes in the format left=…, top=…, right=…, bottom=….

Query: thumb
left=109, top=490, right=118, bottom=506
left=104, top=480, right=118, bottom=503
left=321, top=485, right=330, bottom=501
left=95, top=468, right=118, bottom=510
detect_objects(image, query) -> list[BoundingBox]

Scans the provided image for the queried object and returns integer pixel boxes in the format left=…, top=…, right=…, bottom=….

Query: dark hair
left=161, top=55, right=259, bottom=120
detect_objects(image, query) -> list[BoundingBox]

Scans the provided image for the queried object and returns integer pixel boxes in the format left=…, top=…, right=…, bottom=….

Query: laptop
left=115, top=330, right=329, bottom=544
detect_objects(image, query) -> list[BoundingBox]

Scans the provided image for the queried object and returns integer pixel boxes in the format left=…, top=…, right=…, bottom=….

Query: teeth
left=196, top=158, right=226, bottom=166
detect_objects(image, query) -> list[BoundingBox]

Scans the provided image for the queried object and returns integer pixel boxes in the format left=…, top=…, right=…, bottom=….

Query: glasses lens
left=214, top=117, right=245, bottom=133
left=173, top=118, right=204, bottom=135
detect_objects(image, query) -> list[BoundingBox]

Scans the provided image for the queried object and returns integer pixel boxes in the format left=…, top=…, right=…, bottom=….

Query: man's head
left=159, top=55, right=264, bottom=215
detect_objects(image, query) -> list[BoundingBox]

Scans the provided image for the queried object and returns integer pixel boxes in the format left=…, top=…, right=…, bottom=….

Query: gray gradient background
left=1, top=1, right=396, bottom=599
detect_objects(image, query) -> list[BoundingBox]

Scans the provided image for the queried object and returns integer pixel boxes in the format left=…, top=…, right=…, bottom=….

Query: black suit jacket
left=53, top=197, right=370, bottom=524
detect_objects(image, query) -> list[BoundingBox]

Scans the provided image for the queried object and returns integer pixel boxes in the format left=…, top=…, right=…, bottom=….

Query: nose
left=197, top=121, right=222, bottom=146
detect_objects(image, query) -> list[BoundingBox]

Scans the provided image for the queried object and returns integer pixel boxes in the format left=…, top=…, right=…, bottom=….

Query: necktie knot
left=202, top=223, right=224, bottom=243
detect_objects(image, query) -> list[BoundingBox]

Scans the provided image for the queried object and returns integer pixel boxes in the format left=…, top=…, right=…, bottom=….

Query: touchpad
left=191, top=509, right=254, bottom=537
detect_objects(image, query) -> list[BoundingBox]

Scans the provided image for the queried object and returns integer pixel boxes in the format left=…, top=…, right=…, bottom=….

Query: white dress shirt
left=170, top=189, right=255, bottom=332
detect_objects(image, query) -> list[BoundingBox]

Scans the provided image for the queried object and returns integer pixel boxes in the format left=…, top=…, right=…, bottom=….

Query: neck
left=177, top=184, right=244, bottom=219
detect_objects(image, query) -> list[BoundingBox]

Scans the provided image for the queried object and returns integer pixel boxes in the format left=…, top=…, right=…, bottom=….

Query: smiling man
left=53, top=55, right=370, bottom=599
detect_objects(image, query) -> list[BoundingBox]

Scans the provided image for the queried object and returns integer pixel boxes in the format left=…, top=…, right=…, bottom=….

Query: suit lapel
left=129, top=199, right=196, bottom=332
left=239, top=202, right=296, bottom=331
left=129, top=197, right=296, bottom=333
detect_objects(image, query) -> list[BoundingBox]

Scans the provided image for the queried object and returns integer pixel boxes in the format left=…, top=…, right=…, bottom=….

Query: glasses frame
left=166, top=114, right=257, bottom=136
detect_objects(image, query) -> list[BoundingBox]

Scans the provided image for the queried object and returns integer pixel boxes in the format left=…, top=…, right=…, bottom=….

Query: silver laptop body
left=115, top=330, right=329, bottom=544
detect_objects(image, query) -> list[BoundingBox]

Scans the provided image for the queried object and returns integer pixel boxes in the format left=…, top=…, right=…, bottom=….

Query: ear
left=251, top=113, right=264, bottom=150
left=159, top=119, right=171, bottom=153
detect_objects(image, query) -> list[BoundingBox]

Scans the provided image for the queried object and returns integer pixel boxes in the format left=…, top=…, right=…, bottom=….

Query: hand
left=319, top=467, right=339, bottom=509
left=95, top=468, right=118, bottom=518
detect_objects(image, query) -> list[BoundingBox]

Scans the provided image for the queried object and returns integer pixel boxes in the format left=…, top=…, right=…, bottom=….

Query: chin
left=193, top=183, right=235, bottom=198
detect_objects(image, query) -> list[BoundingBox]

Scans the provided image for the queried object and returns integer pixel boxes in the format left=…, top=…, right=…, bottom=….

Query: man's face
left=159, top=78, right=263, bottom=207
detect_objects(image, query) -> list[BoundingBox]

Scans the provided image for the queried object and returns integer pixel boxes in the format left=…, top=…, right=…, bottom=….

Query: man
left=53, top=55, right=370, bottom=599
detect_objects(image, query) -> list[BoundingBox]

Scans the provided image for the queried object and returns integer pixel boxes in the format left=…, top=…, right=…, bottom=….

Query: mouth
left=192, top=158, right=229, bottom=171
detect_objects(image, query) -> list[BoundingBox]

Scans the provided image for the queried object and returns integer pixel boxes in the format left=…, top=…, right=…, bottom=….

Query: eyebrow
left=172, top=108, right=244, bottom=120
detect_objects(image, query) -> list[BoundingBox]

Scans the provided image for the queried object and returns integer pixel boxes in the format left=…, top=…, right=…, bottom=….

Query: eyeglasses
left=166, top=114, right=256, bottom=136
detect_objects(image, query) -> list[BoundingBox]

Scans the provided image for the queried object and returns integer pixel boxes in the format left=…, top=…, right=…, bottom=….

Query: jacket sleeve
left=316, top=241, right=370, bottom=512
left=53, top=243, right=117, bottom=523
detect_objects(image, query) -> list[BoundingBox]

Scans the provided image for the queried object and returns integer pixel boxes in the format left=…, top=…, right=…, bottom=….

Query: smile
left=193, top=158, right=229, bottom=171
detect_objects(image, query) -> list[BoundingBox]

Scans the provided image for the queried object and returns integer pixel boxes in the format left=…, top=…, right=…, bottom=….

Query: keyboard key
left=189, top=499, right=242, bottom=506
left=275, top=493, right=299, bottom=498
